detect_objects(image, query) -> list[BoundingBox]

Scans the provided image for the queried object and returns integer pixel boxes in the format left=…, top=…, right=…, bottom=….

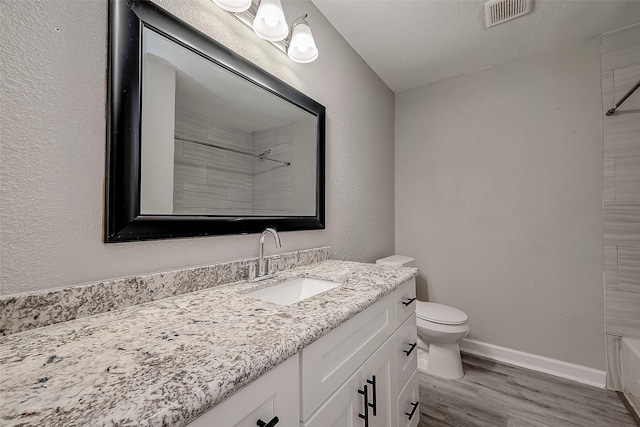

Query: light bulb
left=253, top=0, right=288, bottom=41
left=288, top=21, right=318, bottom=63
left=265, top=15, right=278, bottom=28
left=211, top=0, right=251, bottom=13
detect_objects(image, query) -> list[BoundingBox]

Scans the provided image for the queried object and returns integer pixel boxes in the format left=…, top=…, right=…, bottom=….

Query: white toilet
left=376, top=255, right=470, bottom=379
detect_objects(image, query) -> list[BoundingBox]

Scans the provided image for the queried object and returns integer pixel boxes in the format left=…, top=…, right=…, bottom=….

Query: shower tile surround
left=0, top=259, right=418, bottom=426
left=173, top=107, right=293, bottom=215
left=0, top=246, right=329, bottom=336
left=253, top=125, right=293, bottom=214
left=601, top=23, right=640, bottom=390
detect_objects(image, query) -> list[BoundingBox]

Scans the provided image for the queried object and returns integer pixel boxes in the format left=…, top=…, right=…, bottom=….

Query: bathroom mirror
left=106, top=0, right=325, bottom=242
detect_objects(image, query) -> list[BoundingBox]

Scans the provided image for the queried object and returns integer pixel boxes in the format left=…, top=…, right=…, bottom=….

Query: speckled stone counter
left=0, top=247, right=330, bottom=336
left=0, top=260, right=417, bottom=427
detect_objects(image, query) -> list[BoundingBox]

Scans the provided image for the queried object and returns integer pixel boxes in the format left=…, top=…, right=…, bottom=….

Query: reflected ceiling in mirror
left=105, top=0, right=325, bottom=242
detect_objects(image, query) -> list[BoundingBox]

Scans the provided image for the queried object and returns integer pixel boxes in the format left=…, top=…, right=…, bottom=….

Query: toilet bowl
left=416, top=301, right=469, bottom=379
left=376, top=254, right=470, bottom=379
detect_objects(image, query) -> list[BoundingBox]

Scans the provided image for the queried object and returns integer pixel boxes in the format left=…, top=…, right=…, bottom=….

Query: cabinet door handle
left=256, top=416, right=279, bottom=427
left=366, top=375, right=377, bottom=416
left=402, top=297, right=416, bottom=307
left=358, top=384, right=369, bottom=427
left=404, top=343, right=417, bottom=356
left=405, top=401, right=419, bottom=420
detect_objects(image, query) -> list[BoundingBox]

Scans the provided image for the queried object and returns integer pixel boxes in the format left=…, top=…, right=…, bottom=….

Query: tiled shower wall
left=601, top=23, right=640, bottom=390
left=253, top=124, right=293, bottom=214
left=173, top=107, right=255, bottom=214
left=172, top=107, right=292, bottom=215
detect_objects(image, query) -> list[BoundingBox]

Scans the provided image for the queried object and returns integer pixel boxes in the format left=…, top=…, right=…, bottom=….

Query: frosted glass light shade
left=211, top=0, right=252, bottom=13
left=287, top=22, right=318, bottom=63
left=253, top=0, right=288, bottom=41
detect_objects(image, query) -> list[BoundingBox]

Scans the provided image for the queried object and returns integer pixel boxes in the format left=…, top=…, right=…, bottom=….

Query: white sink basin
left=247, top=277, right=341, bottom=305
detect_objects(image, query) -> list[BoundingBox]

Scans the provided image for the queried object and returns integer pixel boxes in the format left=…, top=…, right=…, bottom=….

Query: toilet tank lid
left=376, top=255, right=415, bottom=267
left=416, top=301, right=468, bottom=325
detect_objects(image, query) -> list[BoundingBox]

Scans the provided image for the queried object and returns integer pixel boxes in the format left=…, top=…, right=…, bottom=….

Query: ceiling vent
left=484, top=0, right=532, bottom=28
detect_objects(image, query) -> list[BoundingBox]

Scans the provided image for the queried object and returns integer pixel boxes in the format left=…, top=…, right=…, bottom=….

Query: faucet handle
left=267, top=256, right=281, bottom=275
left=248, top=260, right=257, bottom=280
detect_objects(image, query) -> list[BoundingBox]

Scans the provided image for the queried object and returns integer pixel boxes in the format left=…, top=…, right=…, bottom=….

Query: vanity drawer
left=396, top=313, right=418, bottom=391
left=397, top=369, right=420, bottom=427
left=395, top=278, right=417, bottom=327
left=188, top=354, right=299, bottom=427
left=300, top=293, right=395, bottom=421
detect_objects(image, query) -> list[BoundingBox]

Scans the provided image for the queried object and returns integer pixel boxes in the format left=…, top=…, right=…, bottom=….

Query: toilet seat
left=416, top=301, right=468, bottom=325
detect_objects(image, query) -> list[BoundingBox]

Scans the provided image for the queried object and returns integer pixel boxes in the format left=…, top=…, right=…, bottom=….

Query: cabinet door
left=188, top=354, right=299, bottom=427
left=303, top=337, right=397, bottom=427
left=300, top=294, right=395, bottom=421
left=360, top=336, right=397, bottom=427
left=302, top=367, right=363, bottom=427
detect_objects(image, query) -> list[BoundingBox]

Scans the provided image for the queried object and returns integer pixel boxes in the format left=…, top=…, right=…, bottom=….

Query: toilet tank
left=375, top=255, right=415, bottom=268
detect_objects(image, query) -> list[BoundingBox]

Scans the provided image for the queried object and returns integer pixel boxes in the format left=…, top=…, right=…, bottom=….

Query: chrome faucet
left=251, top=228, right=281, bottom=281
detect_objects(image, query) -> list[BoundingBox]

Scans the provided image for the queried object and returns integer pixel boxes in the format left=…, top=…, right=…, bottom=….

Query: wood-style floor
left=418, top=354, right=637, bottom=427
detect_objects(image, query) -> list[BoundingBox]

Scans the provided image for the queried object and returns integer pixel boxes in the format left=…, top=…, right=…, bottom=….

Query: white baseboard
left=626, top=392, right=640, bottom=418
left=459, top=338, right=607, bottom=388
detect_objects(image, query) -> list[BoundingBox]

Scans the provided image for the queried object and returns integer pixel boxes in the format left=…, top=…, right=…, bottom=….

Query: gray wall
left=395, top=39, right=605, bottom=369
left=0, top=0, right=395, bottom=295
left=601, top=23, right=640, bottom=389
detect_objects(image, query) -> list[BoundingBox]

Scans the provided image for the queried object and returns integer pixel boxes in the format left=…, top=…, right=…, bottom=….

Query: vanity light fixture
left=253, top=0, right=288, bottom=41
left=287, top=15, right=318, bottom=63
left=211, top=0, right=252, bottom=13
left=211, top=0, right=319, bottom=63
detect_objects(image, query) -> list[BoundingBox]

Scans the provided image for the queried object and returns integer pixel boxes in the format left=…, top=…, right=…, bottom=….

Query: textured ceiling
left=310, top=0, right=640, bottom=93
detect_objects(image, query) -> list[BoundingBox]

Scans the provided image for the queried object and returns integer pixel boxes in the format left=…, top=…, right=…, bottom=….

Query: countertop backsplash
left=0, top=246, right=330, bottom=336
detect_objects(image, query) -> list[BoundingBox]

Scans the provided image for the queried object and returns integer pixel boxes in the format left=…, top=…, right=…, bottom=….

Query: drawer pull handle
left=406, top=401, right=419, bottom=420
left=358, top=384, right=369, bottom=427
left=404, top=343, right=417, bottom=356
left=402, top=297, right=416, bottom=307
left=256, top=416, right=279, bottom=427
left=366, top=375, right=377, bottom=416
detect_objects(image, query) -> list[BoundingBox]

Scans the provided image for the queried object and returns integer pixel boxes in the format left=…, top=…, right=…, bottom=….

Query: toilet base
left=417, top=341, right=465, bottom=379
left=417, top=348, right=429, bottom=373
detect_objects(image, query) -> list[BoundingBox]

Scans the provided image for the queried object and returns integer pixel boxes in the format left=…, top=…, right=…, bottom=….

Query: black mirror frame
left=106, top=0, right=325, bottom=243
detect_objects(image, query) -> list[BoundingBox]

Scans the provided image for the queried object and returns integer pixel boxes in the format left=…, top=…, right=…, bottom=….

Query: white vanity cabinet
left=299, top=294, right=396, bottom=421
left=188, top=354, right=299, bottom=427
left=301, top=277, right=419, bottom=427
left=188, top=277, right=418, bottom=427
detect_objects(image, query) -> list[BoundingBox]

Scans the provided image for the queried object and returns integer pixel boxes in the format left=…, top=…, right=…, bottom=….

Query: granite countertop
left=0, top=260, right=418, bottom=427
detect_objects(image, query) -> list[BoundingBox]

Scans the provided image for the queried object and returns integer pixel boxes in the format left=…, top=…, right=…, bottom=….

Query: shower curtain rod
left=175, top=135, right=291, bottom=166
left=606, top=79, right=640, bottom=116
